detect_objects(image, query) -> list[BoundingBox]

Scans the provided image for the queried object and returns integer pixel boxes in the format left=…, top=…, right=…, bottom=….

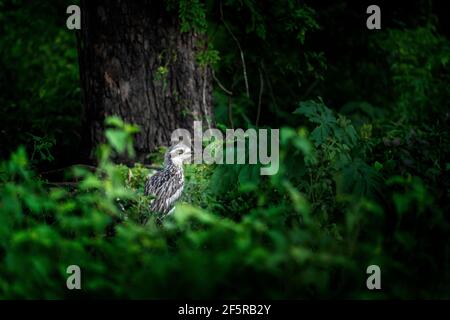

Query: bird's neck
left=164, top=157, right=184, bottom=170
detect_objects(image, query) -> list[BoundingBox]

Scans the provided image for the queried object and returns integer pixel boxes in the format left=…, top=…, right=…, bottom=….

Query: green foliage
left=293, top=99, right=382, bottom=201
left=104, top=116, right=140, bottom=158
left=28, top=134, right=56, bottom=164
left=196, top=46, right=220, bottom=67
left=210, top=0, right=325, bottom=127
left=167, top=0, right=207, bottom=33
left=373, top=24, right=450, bottom=120
left=284, top=4, right=320, bottom=44
left=0, top=0, right=81, bottom=166
left=295, top=99, right=358, bottom=149
left=1, top=103, right=449, bottom=300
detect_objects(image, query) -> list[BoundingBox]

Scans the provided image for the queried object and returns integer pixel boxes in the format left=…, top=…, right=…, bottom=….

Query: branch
left=39, top=164, right=99, bottom=176
left=300, top=78, right=320, bottom=101
left=261, top=62, right=279, bottom=112
left=39, top=163, right=162, bottom=177
left=220, top=1, right=250, bottom=98
left=44, top=182, right=79, bottom=187
left=212, top=69, right=233, bottom=95
left=202, top=67, right=212, bottom=130
left=144, top=165, right=163, bottom=171
left=256, top=65, right=264, bottom=127
left=228, top=95, right=234, bottom=129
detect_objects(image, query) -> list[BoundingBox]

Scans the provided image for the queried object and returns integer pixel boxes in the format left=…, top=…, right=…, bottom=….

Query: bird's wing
left=144, top=169, right=184, bottom=214
left=144, top=170, right=162, bottom=196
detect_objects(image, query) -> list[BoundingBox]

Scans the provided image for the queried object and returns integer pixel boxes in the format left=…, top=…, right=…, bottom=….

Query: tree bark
left=78, top=0, right=213, bottom=162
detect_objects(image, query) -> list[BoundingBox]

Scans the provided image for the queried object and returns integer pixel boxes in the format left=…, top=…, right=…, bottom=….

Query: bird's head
left=165, top=143, right=192, bottom=166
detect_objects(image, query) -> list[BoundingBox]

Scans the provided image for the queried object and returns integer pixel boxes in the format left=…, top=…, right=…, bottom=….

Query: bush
left=1, top=103, right=448, bottom=298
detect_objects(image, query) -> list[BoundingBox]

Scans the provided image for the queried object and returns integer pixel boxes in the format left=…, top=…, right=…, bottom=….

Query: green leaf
left=105, top=116, right=124, bottom=128
left=105, top=129, right=128, bottom=154
left=334, top=159, right=383, bottom=198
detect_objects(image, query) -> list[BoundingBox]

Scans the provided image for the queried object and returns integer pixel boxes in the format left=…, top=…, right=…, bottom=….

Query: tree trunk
left=78, top=0, right=213, bottom=162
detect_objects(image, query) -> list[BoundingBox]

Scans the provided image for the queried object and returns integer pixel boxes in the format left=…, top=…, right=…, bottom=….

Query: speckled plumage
left=144, top=144, right=190, bottom=219
left=144, top=163, right=184, bottom=215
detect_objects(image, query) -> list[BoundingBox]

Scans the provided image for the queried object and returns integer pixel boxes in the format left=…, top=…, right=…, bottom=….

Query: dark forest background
left=0, top=0, right=449, bottom=298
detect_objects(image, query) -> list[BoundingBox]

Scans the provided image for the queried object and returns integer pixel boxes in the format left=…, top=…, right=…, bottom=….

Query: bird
left=143, top=143, right=192, bottom=223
